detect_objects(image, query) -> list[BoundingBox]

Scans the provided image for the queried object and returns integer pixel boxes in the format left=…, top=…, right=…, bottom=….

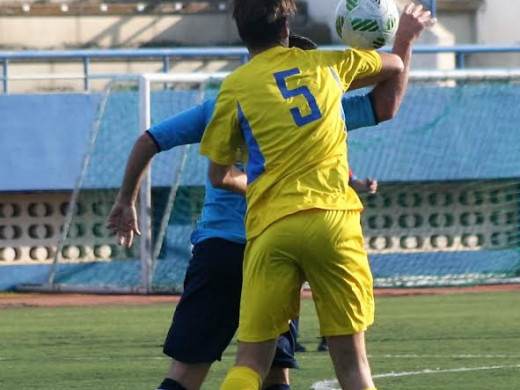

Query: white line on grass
left=33, top=354, right=520, bottom=362
left=297, top=353, right=520, bottom=360
left=370, top=354, right=520, bottom=359
left=311, top=364, right=520, bottom=390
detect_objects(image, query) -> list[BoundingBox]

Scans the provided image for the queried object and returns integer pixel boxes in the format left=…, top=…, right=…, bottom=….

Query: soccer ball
left=335, top=0, right=400, bottom=50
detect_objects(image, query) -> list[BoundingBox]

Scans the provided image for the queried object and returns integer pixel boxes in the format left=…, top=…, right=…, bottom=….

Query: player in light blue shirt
left=148, top=94, right=377, bottom=247
left=106, top=22, right=421, bottom=390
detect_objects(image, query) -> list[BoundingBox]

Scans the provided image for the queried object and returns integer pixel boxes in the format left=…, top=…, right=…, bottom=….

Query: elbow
left=385, top=54, right=404, bottom=78
left=370, top=92, right=400, bottom=123
left=208, top=163, right=227, bottom=189
left=139, top=131, right=160, bottom=153
left=209, top=171, right=225, bottom=189
left=377, top=104, right=399, bottom=122
left=379, top=52, right=404, bottom=78
left=392, top=58, right=405, bottom=77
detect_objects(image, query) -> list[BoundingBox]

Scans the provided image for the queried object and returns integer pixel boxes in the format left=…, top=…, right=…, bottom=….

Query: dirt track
left=1, top=284, right=519, bottom=309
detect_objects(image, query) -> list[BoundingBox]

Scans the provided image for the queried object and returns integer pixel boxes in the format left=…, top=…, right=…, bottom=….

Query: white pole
left=138, top=76, right=153, bottom=294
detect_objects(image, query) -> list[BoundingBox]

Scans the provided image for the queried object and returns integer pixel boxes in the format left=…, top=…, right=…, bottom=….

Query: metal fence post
left=2, top=59, right=8, bottom=94
left=456, top=52, right=465, bottom=69
left=83, top=57, right=90, bottom=91
left=162, top=56, right=170, bottom=73
left=430, top=0, right=436, bottom=18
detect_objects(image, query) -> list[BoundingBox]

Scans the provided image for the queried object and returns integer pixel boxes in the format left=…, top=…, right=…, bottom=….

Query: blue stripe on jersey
left=328, top=67, right=343, bottom=91
left=238, top=103, right=265, bottom=184
left=328, top=67, right=347, bottom=131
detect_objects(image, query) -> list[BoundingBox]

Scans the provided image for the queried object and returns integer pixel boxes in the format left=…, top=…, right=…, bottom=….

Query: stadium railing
left=1, top=44, right=520, bottom=93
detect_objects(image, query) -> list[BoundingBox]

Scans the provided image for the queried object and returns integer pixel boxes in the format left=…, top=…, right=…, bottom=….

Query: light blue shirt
left=148, top=95, right=377, bottom=245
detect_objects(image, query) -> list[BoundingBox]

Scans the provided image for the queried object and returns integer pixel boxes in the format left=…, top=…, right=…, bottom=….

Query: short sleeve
left=342, top=94, right=377, bottom=131
left=326, top=49, right=382, bottom=91
left=148, top=101, right=208, bottom=151
left=199, top=78, right=242, bottom=165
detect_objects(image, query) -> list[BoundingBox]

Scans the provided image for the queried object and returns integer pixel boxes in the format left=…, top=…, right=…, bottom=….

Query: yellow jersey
left=200, top=46, right=381, bottom=239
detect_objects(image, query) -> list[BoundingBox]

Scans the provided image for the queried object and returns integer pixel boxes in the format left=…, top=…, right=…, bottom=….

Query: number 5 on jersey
left=274, top=68, right=323, bottom=127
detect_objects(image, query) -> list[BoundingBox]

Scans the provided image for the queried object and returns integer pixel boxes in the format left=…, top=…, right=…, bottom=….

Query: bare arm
left=371, top=3, right=436, bottom=121
left=105, top=132, right=158, bottom=248
left=208, top=161, right=247, bottom=195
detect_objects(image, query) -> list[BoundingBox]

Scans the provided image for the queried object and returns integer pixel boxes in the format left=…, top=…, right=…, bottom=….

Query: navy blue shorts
left=163, top=238, right=298, bottom=368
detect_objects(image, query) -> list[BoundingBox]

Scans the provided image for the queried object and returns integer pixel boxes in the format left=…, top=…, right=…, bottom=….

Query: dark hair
left=289, top=34, right=318, bottom=50
left=233, top=0, right=297, bottom=48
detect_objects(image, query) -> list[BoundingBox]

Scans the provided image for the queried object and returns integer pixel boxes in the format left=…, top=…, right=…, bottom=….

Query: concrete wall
left=1, top=1, right=519, bottom=51
left=0, top=13, right=239, bottom=49
left=2, top=1, right=520, bottom=94
left=476, top=0, right=520, bottom=43
left=472, top=0, right=520, bottom=67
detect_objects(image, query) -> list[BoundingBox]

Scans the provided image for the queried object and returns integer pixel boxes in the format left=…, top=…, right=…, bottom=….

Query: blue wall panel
left=0, top=94, right=103, bottom=191
left=1, top=85, right=520, bottom=193
left=0, top=84, right=520, bottom=191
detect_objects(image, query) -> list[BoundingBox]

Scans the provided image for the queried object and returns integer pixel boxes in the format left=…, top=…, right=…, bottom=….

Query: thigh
left=301, top=210, right=375, bottom=336
left=238, top=217, right=304, bottom=342
left=163, top=238, right=245, bottom=362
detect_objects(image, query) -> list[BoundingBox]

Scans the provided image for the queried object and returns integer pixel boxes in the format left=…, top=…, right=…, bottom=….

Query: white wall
left=439, top=12, right=476, bottom=44
left=0, top=14, right=239, bottom=49
left=440, top=0, right=520, bottom=67
left=476, top=0, right=520, bottom=44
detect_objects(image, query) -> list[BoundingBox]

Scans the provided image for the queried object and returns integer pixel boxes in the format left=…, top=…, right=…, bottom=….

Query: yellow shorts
left=238, top=209, right=374, bottom=342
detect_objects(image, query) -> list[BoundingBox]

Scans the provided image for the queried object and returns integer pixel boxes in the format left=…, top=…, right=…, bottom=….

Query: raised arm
left=371, top=3, right=435, bottom=121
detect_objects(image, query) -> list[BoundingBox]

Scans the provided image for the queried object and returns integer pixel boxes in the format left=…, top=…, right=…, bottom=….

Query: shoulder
left=319, top=48, right=376, bottom=62
left=221, top=66, right=247, bottom=88
left=350, top=49, right=381, bottom=62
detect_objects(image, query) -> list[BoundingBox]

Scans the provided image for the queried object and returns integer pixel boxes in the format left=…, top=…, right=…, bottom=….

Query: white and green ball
left=335, top=0, right=399, bottom=50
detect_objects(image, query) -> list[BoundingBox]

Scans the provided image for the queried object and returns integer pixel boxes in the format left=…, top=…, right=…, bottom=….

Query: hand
left=395, top=3, right=436, bottom=43
left=366, top=178, right=378, bottom=194
left=105, top=201, right=141, bottom=248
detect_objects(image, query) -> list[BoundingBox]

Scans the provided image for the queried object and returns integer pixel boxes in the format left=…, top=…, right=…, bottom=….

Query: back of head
left=233, top=0, right=297, bottom=49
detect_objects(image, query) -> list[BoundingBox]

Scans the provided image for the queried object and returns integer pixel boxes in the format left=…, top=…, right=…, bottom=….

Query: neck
left=248, top=40, right=288, bottom=59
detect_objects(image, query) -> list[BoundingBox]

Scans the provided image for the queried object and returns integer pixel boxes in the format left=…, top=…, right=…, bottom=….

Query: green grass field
left=1, top=291, right=519, bottom=390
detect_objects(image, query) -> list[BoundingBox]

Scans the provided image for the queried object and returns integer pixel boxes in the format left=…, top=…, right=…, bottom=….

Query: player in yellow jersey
left=199, top=1, right=433, bottom=390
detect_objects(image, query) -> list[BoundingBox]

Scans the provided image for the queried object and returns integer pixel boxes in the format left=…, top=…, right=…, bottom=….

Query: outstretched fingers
left=403, top=3, right=415, bottom=15
left=411, top=3, right=424, bottom=17
left=106, top=208, right=140, bottom=249
left=421, top=14, right=437, bottom=28
left=117, top=229, right=134, bottom=248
